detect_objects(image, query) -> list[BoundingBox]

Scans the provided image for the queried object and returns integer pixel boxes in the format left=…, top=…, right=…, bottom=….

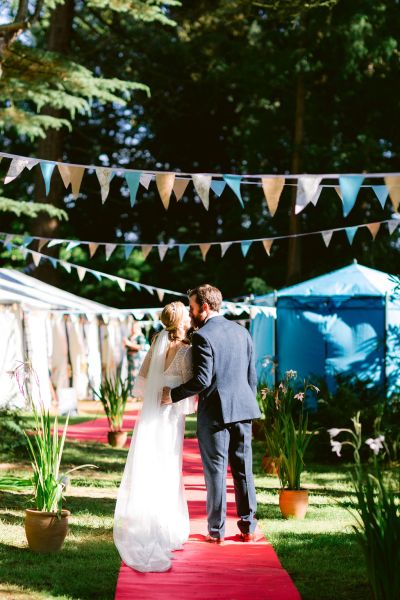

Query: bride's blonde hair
left=160, top=301, right=189, bottom=343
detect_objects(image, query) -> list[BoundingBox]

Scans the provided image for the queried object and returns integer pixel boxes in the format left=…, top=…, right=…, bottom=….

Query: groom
left=161, top=284, right=261, bottom=543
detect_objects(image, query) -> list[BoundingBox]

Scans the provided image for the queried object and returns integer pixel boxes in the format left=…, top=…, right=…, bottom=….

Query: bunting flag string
left=1, top=150, right=400, bottom=214
left=3, top=242, right=185, bottom=299
left=1, top=216, right=398, bottom=264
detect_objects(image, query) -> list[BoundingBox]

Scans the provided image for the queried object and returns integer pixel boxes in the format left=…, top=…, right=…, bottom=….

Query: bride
left=113, top=301, right=197, bottom=572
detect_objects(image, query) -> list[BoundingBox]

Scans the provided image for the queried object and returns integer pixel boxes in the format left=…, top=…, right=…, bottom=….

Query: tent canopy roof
left=255, top=263, right=397, bottom=303
left=0, top=268, right=116, bottom=312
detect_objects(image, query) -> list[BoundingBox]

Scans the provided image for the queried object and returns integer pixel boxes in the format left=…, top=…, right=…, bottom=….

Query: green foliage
left=0, top=196, right=67, bottom=219
left=329, top=413, right=400, bottom=600
left=93, top=376, right=129, bottom=432
left=0, top=407, right=27, bottom=458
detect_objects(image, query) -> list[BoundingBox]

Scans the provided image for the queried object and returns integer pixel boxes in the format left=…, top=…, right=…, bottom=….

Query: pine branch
left=0, top=197, right=68, bottom=220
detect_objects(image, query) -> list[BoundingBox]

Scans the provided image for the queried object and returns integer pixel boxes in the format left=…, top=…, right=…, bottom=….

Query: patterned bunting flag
left=96, top=167, right=114, bottom=204
left=192, top=175, right=212, bottom=210
left=157, top=289, right=165, bottom=302
left=158, top=245, right=169, bottom=261
left=31, top=251, right=41, bottom=267
left=140, top=173, right=153, bottom=190
left=4, top=157, right=39, bottom=184
left=295, top=176, right=322, bottom=214
left=388, top=219, right=399, bottom=235
left=261, top=177, right=285, bottom=217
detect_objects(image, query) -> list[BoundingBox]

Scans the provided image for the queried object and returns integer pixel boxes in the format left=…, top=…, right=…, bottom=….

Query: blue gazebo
left=251, top=262, right=400, bottom=395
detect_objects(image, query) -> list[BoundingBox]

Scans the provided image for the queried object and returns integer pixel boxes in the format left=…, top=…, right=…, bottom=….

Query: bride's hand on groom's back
left=161, top=387, right=172, bottom=405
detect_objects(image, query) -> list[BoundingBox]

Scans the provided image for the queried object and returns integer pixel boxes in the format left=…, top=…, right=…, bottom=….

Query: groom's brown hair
left=188, top=284, right=223, bottom=311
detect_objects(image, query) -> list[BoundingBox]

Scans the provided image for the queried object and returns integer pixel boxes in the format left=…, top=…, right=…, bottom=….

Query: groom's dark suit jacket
left=171, top=315, right=261, bottom=424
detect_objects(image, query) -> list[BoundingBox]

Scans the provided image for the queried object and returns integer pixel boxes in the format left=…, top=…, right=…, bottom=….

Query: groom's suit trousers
left=197, top=415, right=257, bottom=538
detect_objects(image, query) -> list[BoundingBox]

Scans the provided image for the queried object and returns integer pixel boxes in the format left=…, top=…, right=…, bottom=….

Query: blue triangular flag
left=241, top=241, right=252, bottom=257
left=40, top=161, right=56, bottom=196
left=125, top=172, right=141, bottom=207
left=22, top=236, right=33, bottom=247
left=372, top=185, right=389, bottom=209
left=345, top=226, right=358, bottom=245
left=92, top=271, right=102, bottom=281
left=124, top=244, right=134, bottom=260
left=48, top=257, right=57, bottom=269
left=179, top=244, right=189, bottom=262
left=339, top=175, right=364, bottom=217
left=223, top=175, right=244, bottom=207
left=210, top=180, right=227, bottom=197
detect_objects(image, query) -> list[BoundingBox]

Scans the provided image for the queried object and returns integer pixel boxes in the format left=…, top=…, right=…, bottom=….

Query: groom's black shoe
left=240, top=532, right=256, bottom=542
left=205, top=534, right=224, bottom=545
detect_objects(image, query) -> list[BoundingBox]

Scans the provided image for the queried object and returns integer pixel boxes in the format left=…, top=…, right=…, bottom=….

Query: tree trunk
left=287, top=70, right=305, bottom=284
left=33, top=0, right=74, bottom=283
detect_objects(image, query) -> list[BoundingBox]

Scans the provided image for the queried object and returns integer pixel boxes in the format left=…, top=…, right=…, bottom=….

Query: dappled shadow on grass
left=62, top=441, right=127, bottom=474
left=0, top=537, right=121, bottom=600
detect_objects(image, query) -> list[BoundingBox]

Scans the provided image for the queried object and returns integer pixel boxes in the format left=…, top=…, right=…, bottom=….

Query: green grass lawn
left=0, top=415, right=375, bottom=600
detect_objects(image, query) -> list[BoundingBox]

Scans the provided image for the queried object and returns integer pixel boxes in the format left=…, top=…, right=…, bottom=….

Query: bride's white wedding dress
left=113, top=330, right=196, bottom=572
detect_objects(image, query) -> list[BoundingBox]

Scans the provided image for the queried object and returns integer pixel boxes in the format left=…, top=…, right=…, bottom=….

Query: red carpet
left=66, top=412, right=301, bottom=600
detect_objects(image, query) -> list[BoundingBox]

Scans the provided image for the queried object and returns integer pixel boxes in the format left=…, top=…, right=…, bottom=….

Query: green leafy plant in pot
left=263, top=370, right=317, bottom=518
left=7, top=361, right=96, bottom=552
left=93, top=376, right=129, bottom=447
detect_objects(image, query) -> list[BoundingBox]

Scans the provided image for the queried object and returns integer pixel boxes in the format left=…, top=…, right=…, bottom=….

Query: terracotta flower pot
left=279, top=489, right=309, bottom=519
left=25, top=508, right=70, bottom=552
left=108, top=430, right=128, bottom=448
left=261, top=454, right=279, bottom=475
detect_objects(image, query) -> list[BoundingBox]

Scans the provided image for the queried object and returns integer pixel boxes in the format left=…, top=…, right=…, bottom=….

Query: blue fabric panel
left=249, top=312, right=275, bottom=386
left=386, top=298, right=400, bottom=396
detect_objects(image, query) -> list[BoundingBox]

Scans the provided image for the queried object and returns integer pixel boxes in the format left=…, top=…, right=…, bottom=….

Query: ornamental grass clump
left=93, top=376, right=129, bottom=432
left=328, top=413, right=400, bottom=600
left=259, top=370, right=318, bottom=490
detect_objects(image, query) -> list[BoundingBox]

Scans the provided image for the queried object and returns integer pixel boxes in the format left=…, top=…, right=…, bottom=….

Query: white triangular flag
left=116, top=278, right=126, bottom=292
left=61, top=261, right=72, bottom=273
left=156, top=289, right=165, bottom=302
left=158, top=245, right=169, bottom=261
left=321, top=230, right=333, bottom=247
left=388, top=219, right=399, bottom=235
left=140, top=173, right=153, bottom=190
left=142, top=284, right=155, bottom=296
left=5, top=158, right=39, bottom=184
left=105, top=243, right=117, bottom=260
left=77, top=266, right=87, bottom=281
left=220, top=242, right=232, bottom=257
left=31, top=251, right=41, bottom=267
left=96, top=167, right=113, bottom=204
left=295, top=176, right=322, bottom=214
left=47, top=239, right=63, bottom=248
left=192, top=175, right=212, bottom=210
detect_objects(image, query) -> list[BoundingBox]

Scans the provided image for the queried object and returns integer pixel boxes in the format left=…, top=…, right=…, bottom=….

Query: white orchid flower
left=330, top=440, right=342, bottom=456
left=327, top=428, right=342, bottom=439
left=365, top=435, right=385, bottom=455
left=294, top=392, right=305, bottom=401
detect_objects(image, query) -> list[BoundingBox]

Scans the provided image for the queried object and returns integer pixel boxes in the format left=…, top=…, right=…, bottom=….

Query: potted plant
left=7, top=361, right=96, bottom=553
left=93, top=376, right=129, bottom=447
left=264, top=371, right=317, bottom=518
